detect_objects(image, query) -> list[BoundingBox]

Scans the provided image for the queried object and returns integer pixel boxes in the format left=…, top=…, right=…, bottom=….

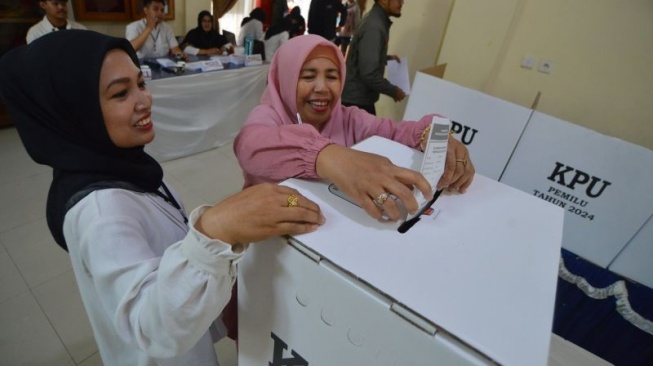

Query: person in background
left=181, top=10, right=231, bottom=56
left=270, top=0, right=289, bottom=27
left=264, top=17, right=291, bottom=61
left=238, top=7, right=266, bottom=46
left=341, top=0, right=405, bottom=115
left=335, top=0, right=361, bottom=54
left=308, top=0, right=347, bottom=42
left=285, top=6, right=306, bottom=38
left=234, top=35, right=475, bottom=223
left=26, top=0, right=86, bottom=44
left=126, top=0, right=187, bottom=59
left=0, top=30, right=324, bottom=365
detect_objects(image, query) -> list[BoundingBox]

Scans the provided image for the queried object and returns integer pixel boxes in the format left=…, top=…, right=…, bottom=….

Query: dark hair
left=249, top=7, right=267, bottom=23
left=265, top=17, right=291, bottom=40
left=143, top=0, right=166, bottom=7
left=241, top=7, right=266, bottom=26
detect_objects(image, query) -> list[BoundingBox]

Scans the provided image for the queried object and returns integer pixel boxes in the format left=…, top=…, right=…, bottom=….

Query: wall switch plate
left=538, top=60, right=553, bottom=74
left=521, top=56, right=535, bottom=69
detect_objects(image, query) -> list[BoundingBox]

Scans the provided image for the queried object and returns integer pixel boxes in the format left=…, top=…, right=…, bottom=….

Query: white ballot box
left=238, top=137, right=564, bottom=366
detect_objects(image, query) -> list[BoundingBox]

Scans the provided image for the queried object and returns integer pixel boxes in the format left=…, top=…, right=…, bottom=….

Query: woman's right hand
left=195, top=183, right=325, bottom=245
left=316, top=144, right=432, bottom=221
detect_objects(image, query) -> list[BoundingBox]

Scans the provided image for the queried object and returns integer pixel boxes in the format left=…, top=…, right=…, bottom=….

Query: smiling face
left=295, top=47, right=342, bottom=128
left=99, top=49, right=155, bottom=148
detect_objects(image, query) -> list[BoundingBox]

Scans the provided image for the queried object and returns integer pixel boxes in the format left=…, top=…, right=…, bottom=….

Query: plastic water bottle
left=245, top=34, right=254, bottom=55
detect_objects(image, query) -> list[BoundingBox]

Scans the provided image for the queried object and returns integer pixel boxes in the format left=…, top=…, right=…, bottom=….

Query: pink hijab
left=260, top=34, right=346, bottom=128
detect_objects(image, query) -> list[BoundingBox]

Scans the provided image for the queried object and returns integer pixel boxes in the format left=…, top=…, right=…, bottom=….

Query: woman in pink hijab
left=234, top=35, right=474, bottom=221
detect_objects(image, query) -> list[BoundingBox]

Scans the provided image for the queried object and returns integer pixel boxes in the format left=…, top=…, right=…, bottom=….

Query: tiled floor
left=0, top=126, right=239, bottom=366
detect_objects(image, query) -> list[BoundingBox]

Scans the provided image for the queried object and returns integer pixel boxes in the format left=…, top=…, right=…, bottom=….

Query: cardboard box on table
left=238, top=137, right=564, bottom=366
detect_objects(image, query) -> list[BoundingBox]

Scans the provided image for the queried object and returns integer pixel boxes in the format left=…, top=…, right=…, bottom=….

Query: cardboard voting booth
left=608, top=216, right=653, bottom=288
left=499, top=112, right=653, bottom=268
left=238, top=137, right=564, bottom=366
left=403, top=72, right=532, bottom=180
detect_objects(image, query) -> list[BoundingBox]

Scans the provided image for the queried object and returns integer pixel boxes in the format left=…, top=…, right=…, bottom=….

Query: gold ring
left=456, top=158, right=468, bottom=168
left=287, top=194, right=299, bottom=207
left=374, top=192, right=389, bottom=206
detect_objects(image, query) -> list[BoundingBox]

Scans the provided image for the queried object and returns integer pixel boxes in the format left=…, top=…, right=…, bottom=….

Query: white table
left=144, top=64, right=269, bottom=162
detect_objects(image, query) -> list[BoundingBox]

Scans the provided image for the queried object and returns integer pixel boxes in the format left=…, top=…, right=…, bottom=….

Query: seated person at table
left=234, top=35, right=475, bottom=222
left=26, top=0, right=86, bottom=44
left=237, top=7, right=266, bottom=46
left=126, top=0, right=187, bottom=59
left=181, top=10, right=231, bottom=56
left=264, top=17, right=291, bottom=62
left=0, top=30, right=323, bottom=365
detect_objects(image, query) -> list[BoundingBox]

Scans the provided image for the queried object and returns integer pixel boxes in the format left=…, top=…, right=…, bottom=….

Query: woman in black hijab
left=0, top=30, right=323, bottom=364
left=181, top=10, right=230, bottom=56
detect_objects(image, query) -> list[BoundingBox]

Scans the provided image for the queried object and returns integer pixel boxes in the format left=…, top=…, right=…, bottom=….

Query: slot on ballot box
left=238, top=136, right=564, bottom=366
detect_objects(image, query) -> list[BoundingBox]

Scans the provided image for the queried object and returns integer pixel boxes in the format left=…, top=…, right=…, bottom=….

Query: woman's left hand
left=437, top=135, right=475, bottom=193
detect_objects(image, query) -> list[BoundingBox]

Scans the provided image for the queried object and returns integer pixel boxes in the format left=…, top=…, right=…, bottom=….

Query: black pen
left=397, top=189, right=443, bottom=234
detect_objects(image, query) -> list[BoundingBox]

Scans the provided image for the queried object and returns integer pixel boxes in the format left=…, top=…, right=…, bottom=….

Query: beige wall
left=438, top=0, right=653, bottom=150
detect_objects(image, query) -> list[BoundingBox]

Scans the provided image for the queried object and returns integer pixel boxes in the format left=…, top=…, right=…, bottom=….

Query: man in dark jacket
left=341, top=0, right=405, bottom=115
left=308, top=0, right=347, bottom=41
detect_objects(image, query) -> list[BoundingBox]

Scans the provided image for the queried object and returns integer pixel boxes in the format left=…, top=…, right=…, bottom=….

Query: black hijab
left=182, top=10, right=228, bottom=50
left=286, top=6, right=306, bottom=37
left=0, top=30, right=163, bottom=250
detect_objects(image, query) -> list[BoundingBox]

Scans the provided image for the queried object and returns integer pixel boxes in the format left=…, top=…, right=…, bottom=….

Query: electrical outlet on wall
left=538, top=60, right=554, bottom=74
left=521, top=56, right=535, bottom=69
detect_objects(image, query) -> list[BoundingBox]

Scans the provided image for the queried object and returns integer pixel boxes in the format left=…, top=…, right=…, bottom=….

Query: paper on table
left=387, top=56, right=410, bottom=95
left=183, top=45, right=200, bottom=56
left=156, top=58, right=176, bottom=67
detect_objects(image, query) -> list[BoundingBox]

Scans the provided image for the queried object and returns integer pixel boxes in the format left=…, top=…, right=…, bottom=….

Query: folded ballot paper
left=329, top=116, right=450, bottom=228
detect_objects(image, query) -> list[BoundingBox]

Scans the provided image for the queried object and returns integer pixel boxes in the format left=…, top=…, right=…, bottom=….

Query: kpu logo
left=547, top=162, right=612, bottom=198
left=269, top=332, right=309, bottom=366
left=450, top=120, right=478, bottom=145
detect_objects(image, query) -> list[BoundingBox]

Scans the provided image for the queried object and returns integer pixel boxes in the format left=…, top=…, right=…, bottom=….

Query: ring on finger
left=456, top=157, right=468, bottom=168
left=287, top=194, right=299, bottom=208
left=373, top=192, right=390, bottom=207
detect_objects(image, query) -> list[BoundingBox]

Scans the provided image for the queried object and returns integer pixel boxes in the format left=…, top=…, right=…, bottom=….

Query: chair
left=222, top=30, right=237, bottom=46
left=253, top=40, right=265, bottom=61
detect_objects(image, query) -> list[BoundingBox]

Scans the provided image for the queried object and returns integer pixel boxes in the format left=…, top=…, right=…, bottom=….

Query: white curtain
left=215, top=0, right=254, bottom=39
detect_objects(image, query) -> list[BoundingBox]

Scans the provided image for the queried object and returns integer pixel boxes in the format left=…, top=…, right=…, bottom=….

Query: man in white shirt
left=125, top=0, right=187, bottom=59
left=26, top=0, right=86, bottom=44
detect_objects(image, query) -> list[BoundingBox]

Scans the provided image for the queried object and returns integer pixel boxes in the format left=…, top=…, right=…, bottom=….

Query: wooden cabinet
left=74, top=0, right=175, bottom=22
left=0, top=1, right=42, bottom=127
